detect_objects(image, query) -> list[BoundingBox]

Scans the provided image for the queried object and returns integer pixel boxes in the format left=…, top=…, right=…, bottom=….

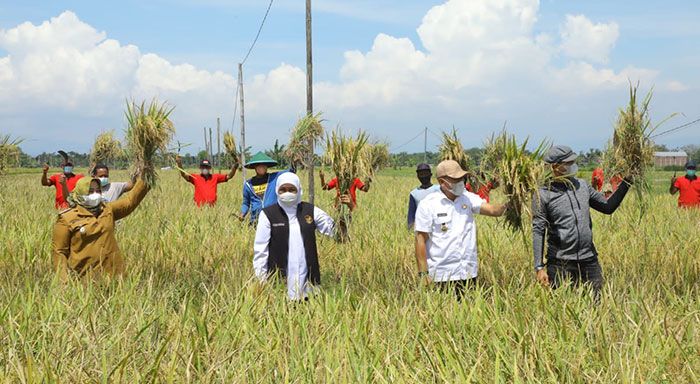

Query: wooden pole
left=306, top=0, right=315, bottom=205
left=239, top=63, right=247, bottom=184
left=203, top=127, right=208, bottom=161
left=216, top=117, right=221, bottom=170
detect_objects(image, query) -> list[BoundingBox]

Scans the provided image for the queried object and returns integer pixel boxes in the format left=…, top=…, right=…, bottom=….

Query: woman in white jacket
left=253, top=172, right=349, bottom=300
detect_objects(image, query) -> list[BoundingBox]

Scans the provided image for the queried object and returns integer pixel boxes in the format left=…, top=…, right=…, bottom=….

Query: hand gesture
left=176, top=155, right=183, bottom=168
left=420, top=274, right=433, bottom=287
left=42, top=163, right=50, bottom=173
left=339, top=194, right=352, bottom=207
left=59, top=174, right=66, bottom=184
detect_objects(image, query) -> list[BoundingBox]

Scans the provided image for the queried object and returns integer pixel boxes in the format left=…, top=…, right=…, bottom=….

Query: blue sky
left=1, top=0, right=699, bottom=155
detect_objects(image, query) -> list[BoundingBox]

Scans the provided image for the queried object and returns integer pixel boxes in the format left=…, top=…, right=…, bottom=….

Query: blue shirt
left=407, top=184, right=440, bottom=228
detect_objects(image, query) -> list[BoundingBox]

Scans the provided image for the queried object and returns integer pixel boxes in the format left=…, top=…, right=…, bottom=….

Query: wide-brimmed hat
left=436, top=160, right=467, bottom=179
left=244, top=151, right=279, bottom=169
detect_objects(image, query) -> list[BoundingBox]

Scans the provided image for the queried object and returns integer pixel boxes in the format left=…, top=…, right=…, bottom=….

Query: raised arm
left=589, top=179, right=630, bottom=214
left=41, top=164, right=52, bottom=186
left=111, top=178, right=149, bottom=221
left=225, top=164, right=237, bottom=181
left=669, top=175, right=679, bottom=195
left=175, top=156, right=192, bottom=182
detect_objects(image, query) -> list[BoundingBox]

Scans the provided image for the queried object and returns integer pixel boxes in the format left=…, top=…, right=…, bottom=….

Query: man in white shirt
left=414, top=160, right=509, bottom=299
left=92, top=164, right=134, bottom=203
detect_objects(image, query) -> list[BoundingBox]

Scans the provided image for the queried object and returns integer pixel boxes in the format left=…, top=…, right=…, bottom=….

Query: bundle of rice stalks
left=223, top=131, right=241, bottom=169
left=481, top=130, right=548, bottom=233
left=365, top=142, right=391, bottom=175
left=323, top=129, right=371, bottom=242
left=439, top=128, right=471, bottom=170
left=0, top=134, right=22, bottom=176
left=89, top=131, right=123, bottom=165
left=284, top=112, right=325, bottom=169
left=603, top=84, right=669, bottom=200
left=125, top=99, right=176, bottom=188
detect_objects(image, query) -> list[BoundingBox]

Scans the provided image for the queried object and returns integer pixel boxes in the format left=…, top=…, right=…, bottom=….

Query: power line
left=650, top=117, right=700, bottom=139
left=391, top=129, right=428, bottom=152
left=241, top=0, right=274, bottom=65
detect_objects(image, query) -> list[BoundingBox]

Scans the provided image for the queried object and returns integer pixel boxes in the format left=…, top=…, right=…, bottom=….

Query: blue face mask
left=687, top=169, right=696, bottom=177
left=63, top=166, right=73, bottom=174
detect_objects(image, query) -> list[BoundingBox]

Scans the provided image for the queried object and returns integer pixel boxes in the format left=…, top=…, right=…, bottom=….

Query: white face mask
left=564, top=163, right=579, bottom=176
left=201, top=169, right=210, bottom=176
left=278, top=192, right=298, bottom=205
left=445, top=180, right=465, bottom=196
left=99, top=177, right=109, bottom=187
left=83, top=193, right=103, bottom=207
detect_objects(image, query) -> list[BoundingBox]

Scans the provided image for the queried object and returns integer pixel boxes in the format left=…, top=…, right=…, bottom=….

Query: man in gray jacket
left=532, top=145, right=631, bottom=299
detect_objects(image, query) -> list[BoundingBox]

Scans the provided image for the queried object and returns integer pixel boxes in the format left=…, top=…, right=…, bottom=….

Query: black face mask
left=418, top=176, right=431, bottom=186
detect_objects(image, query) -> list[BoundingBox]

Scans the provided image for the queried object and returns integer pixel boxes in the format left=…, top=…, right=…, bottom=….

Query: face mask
left=83, top=193, right=103, bottom=207
left=687, top=169, right=697, bottom=177
left=445, top=180, right=465, bottom=196
left=63, top=166, right=73, bottom=174
left=99, top=177, right=109, bottom=187
left=201, top=169, right=210, bottom=176
left=418, top=176, right=431, bottom=185
left=563, top=163, right=579, bottom=176
left=278, top=192, right=298, bottom=205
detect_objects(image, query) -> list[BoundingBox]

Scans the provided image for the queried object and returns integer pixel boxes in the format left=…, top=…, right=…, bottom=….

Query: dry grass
left=481, top=130, right=548, bottom=233
left=125, top=99, right=176, bottom=188
left=365, top=142, right=391, bottom=176
left=89, top=131, right=123, bottom=166
left=0, top=134, right=22, bottom=176
left=285, top=112, right=325, bottom=169
left=323, top=128, right=371, bottom=242
left=223, top=131, right=241, bottom=169
left=439, top=128, right=471, bottom=171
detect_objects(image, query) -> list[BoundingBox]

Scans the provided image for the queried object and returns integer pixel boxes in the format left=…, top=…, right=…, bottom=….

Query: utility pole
left=216, top=117, right=221, bottom=169
left=306, top=0, right=315, bottom=204
left=209, top=127, right=213, bottom=162
left=424, top=127, right=428, bottom=163
left=239, top=63, right=246, bottom=184
left=203, top=127, right=208, bottom=160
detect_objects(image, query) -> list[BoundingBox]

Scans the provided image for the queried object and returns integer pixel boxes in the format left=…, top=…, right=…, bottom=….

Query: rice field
left=0, top=168, right=698, bottom=382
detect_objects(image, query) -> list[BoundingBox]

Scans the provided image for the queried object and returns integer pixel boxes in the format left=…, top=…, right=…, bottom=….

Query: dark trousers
left=547, top=257, right=604, bottom=301
left=435, top=278, right=477, bottom=301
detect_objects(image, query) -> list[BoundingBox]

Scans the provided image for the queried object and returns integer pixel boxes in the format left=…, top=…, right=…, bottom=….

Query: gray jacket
left=532, top=177, right=629, bottom=269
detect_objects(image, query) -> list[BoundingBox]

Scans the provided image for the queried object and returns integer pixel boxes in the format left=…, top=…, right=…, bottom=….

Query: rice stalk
left=364, top=142, right=391, bottom=176
left=285, top=112, right=325, bottom=169
left=223, top=132, right=241, bottom=170
left=89, top=131, right=124, bottom=166
left=323, top=128, right=371, bottom=242
left=125, top=99, right=176, bottom=188
left=439, top=128, right=471, bottom=171
left=0, top=134, right=22, bottom=176
left=602, top=83, right=674, bottom=216
left=481, top=130, right=548, bottom=233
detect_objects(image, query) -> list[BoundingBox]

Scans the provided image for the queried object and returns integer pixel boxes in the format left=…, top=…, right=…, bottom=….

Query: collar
left=419, top=183, right=433, bottom=189
left=685, top=175, right=697, bottom=181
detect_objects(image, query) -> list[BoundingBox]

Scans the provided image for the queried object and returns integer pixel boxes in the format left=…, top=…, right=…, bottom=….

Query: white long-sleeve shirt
left=253, top=205, right=335, bottom=300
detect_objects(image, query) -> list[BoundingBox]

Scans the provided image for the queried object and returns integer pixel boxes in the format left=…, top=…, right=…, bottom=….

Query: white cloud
left=0, top=2, right=690, bottom=153
left=560, top=14, right=619, bottom=64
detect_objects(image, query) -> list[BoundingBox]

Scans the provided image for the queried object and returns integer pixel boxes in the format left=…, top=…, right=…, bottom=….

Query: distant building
left=654, top=151, right=688, bottom=167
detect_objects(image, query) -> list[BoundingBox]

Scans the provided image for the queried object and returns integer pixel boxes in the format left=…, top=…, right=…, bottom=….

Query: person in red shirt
left=670, top=160, right=700, bottom=208
left=41, top=161, right=84, bottom=209
left=465, top=174, right=499, bottom=203
left=591, top=168, right=604, bottom=191
left=319, top=169, right=370, bottom=211
left=176, top=158, right=237, bottom=207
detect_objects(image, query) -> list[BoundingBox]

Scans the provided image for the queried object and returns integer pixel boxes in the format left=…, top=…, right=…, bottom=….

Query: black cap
left=200, top=159, right=212, bottom=168
left=686, top=160, right=697, bottom=169
left=416, top=163, right=431, bottom=172
left=544, top=145, right=578, bottom=164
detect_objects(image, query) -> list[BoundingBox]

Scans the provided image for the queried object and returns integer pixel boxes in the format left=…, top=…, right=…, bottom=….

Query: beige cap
left=436, top=160, right=468, bottom=179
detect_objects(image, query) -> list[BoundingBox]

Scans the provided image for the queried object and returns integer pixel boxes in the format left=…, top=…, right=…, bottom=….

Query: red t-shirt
left=327, top=177, right=365, bottom=210
left=48, top=173, right=84, bottom=209
left=591, top=168, right=604, bottom=191
left=466, top=182, right=493, bottom=203
left=673, top=176, right=700, bottom=208
left=188, top=173, right=228, bottom=206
